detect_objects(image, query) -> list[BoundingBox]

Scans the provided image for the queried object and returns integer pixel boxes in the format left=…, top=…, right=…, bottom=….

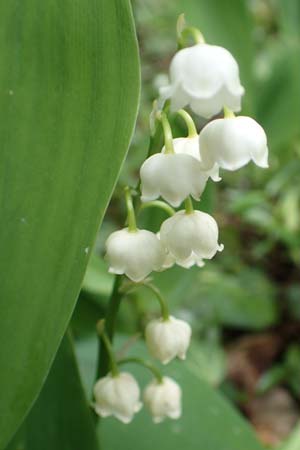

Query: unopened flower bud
left=105, top=228, right=166, bottom=282
left=93, top=372, right=142, bottom=423
left=199, top=116, right=269, bottom=178
left=160, top=43, right=244, bottom=118
left=140, top=153, right=208, bottom=207
left=160, top=210, right=223, bottom=268
left=145, top=316, right=191, bottom=364
left=143, top=377, right=182, bottom=423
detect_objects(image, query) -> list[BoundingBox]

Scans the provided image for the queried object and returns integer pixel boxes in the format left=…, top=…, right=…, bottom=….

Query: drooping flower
left=93, top=372, right=142, bottom=423
left=199, top=116, right=269, bottom=178
left=160, top=43, right=244, bottom=118
left=105, top=228, right=166, bottom=282
left=159, top=210, right=223, bottom=268
left=145, top=316, right=192, bottom=364
left=143, top=377, right=182, bottom=423
left=140, top=153, right=208, bottom=207
left=162, top=136, right=221, bottom=181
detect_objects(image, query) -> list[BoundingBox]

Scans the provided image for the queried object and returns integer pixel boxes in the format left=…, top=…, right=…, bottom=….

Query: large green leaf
left=6, top=333, right=99, bottom=450
left=0, top=1, right=140, bottom=447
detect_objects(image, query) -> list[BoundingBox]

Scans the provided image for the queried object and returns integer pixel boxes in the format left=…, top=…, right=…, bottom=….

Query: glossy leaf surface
left=0, top=1, right=140, bottom=447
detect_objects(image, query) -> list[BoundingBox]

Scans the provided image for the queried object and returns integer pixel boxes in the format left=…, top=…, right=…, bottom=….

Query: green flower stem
left=147, top=100, right=170, bottom=157
left=118, top=357, right=163, bottom=384
left=120, top=281, right=170, bottom=321
left=223, top=106, right=235, bottom=119
left=160, top=112, right=175, bottom=154
left=178, top=26, right=205, bottom=49
left=184, top=196, right=194, bottom=214
left=124, top=186, right=137, bottom=232
left=142, top=282, right=170, bottom=321
left=139, top=200, right=175, bottom=217
left=96, top=320, right=119, bottom=377
left=96, top=275, right=123, bottom=379
left=177, top=109, right=198, bottom=137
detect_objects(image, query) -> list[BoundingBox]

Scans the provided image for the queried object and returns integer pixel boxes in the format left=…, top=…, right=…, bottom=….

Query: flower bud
left=199, top=116, right=269, bottom=178
left=159, top=210, right=223, bottom=268
left=105, top=228, right=166, bottom=282
left=93, top=372, right=142, bottom=423
left=145, top=316, right=191, bottom=364
left=143, top=377, right=182, bottom=423
left=160, top=43, right=244, bottom=118
left=140, top=153, right=208, bottom=207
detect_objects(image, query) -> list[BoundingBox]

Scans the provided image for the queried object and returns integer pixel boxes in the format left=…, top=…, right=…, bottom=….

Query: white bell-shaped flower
left=93, top=372, right=142, bottom=423
left=163, top=136, right=221, bottom=182
left=160, top=43, right=244, bottom=118
left=199, top=116, right=269, bottom=178
left=143, top=377, right=182, bottom=423
left=140, top=153, right=208, bottom=207
left=145, top=315, right=192, bottom=364
left=105, top=228, right=166, bottom=282
left=159, top=210, right=223, bottom=268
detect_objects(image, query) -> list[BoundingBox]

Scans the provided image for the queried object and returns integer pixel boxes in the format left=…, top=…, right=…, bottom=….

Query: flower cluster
left=94, top=372, right=182, bottom=424
left=93, top=18, right=269, bottom=425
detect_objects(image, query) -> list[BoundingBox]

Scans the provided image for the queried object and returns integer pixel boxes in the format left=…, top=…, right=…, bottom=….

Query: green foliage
left=257, top=344, right=300, bottom=397
left=0, top=0, right=140, bottom=447
left=83, top=252, right=114, bottom=298
left=6, top=334, right=99, bottom=450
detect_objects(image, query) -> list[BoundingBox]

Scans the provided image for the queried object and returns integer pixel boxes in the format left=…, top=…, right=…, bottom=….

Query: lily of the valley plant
left=94, top=16, right=269, bottom=424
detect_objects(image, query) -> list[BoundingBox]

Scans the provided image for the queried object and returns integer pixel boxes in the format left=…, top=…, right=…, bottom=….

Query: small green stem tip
left=124, top=186, right=137, bottom=232
left=223, top=106, right=235, bottom=119
left=184, top=196, right=194, bottom=214
left=96, top=320, right=119, bottom=377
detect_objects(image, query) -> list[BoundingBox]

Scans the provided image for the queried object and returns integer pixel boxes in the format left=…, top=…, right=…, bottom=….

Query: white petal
left=145, top=316, right=191, bottom=364
left=105, top=228, right=166, bottom=282
left=93, top=372, right=142, bottom=423
left=177, top=45, right=224, bottom=99
left=199, top=116, right=269, bottom=172
left=165, top=43, right=244, bottom=118
left=169, top=84, right=190, bottom=112
left=176, top=253, right=205, bottom=269
left=140, top=153, right=208, bottom=207
left=162, top=137, right=221, bottom=182
left=143, top=377, right=182, bottom=423
left=189, top=90, right=224, bottom=118
left=160, top=210, right=223, bottom=266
